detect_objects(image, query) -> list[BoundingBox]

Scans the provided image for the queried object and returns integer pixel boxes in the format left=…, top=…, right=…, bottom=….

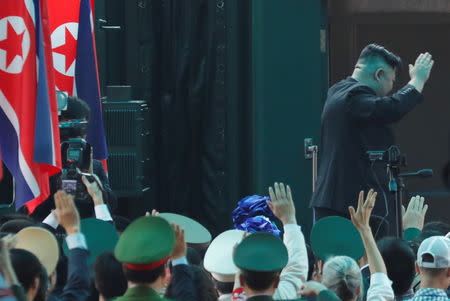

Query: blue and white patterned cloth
left=412, top=288, right=449, bottom=301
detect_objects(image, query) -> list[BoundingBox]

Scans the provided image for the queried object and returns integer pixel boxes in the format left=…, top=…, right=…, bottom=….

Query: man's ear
left=356, top=285, right=361, bottom=296
left=375, top=68, right=384, bottom=81
left=415, top=261, right=421, bottom=275
left=32, top=276, right=40, bottom=290
left=239, top=274, right=245, bottom=287
left=318, top=259, right=324, bottom=274
left=273, top=275, right=281, bottom=289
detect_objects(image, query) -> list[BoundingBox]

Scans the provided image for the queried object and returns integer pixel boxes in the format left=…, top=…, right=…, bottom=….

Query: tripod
left=388, top=165, right=433, bottom=237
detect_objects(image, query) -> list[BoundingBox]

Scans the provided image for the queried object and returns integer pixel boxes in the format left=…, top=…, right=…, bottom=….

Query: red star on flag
left=0, top=20, right=25, bottom=69
left=53, top=26, right=77, bottom=73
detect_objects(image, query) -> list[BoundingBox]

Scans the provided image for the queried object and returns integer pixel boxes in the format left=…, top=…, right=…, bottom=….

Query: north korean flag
left=48, top=0, right=107, bottom=162
left=0, top=0, right=61, bottom=212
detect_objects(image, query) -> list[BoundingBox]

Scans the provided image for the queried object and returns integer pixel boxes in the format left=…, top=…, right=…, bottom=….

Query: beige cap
left=16, top=227, right=60, bottom=275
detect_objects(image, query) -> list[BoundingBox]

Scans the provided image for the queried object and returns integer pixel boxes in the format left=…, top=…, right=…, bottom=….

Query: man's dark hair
left=240, top=269, right=280, bottom=292
left=94, top=252, right=127, bottom=298
left=10, top=249, right=48, bottom=301
left=377, top=237, right=415, bottom=295
left=60, top=97, right=90, bottom=121
left=214, top=280, right=234, bottom=294
left=123, top=263, right=166, bottom=283
left=422, top=221, right=450, bottom=236
left=358, top=44, right=402, bottom=71
left=0, top=219, right=35, bottom=233
left=187, top=247, right=202, bottom=266
left=306, top=243, right=316, bottom=281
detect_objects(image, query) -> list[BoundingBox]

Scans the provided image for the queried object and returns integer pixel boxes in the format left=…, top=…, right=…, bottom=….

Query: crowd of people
left=0, top=178, right=448, bottom=301
left=0, top=42, right=448, bottom=300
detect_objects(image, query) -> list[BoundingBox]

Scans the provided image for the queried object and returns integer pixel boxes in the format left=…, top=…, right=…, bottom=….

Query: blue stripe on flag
left=33, top=0, right=54, bottom=165
left=75, top=0, right=107, bottom=160
left=0, top=111, right=35, bottom=208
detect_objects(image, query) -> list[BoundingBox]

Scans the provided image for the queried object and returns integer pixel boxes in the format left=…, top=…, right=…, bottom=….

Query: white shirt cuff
left=94, top=204, right=113, bottom=221
left=43, top=213, right=59, bottom=229
left=171, top=257, right=188, bottom=266
left=65, top=233, right=88, bottom=250
left=283, top=224, right=301, bottom=232
left=370, top=272, right=392, bottom=286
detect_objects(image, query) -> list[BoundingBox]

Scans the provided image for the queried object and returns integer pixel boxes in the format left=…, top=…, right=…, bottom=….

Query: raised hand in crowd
left=268, top=182, right=297, bottom=225
left=299, top=280, right=328, bottom=297
left=82, top=175, right=104, bottom=206
left=0, top=234, right=18, bottom=286
left=348, top=189, right=387, bottom=274
left=402, top=195, right=428, bottom=231
left=349, top=189, right=394, bottom=300
left=408, top=52, right=434, bottom=93
left=170, top=223, right=186, bottom=260
left=53, top=190, right=81, bottom=235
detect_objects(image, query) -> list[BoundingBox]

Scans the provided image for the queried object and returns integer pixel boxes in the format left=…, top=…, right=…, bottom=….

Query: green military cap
left=114, top=216, right=175, bottom=269
left=63, top=218, right=119, bottom=265
left=233, top=232, right=288, bottom=272
left=159, top=213, right=211, bottom=248
left=311, top=216, right=364, bottom=261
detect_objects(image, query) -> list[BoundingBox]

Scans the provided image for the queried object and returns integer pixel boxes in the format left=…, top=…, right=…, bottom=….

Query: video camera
left=366, top=145, right=406, bottom=168
left=60, top=137, right=95, bottom=201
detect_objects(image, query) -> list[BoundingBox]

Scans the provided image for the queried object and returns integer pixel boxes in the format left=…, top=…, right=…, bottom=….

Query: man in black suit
left=310, top=44, right=434, bottom=233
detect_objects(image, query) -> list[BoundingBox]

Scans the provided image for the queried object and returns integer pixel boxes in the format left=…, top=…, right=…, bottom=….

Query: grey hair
left=321, top=256, right=363, bottom=301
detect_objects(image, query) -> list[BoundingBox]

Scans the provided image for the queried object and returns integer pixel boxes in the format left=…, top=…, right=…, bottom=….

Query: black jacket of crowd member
left=27, top=159, right=117, bottom=221
left=310, top=77, right=423, bottom=219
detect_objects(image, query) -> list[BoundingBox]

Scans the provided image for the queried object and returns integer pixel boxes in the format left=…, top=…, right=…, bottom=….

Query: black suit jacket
left=165, top=264, right=197, bottom=301
left=47, top=248, right=91, bottom=301
left=310, top=77, right=423, bottom=218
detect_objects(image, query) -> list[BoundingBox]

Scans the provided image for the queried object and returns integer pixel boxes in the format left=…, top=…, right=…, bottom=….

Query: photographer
left=30, top=96, right=117, bottom=220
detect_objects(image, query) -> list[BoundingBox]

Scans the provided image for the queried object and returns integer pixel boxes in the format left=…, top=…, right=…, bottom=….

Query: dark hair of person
left=0, top=219, right=35, bottom=233
left=94, top=252, right=127, bottom=298
left=306, top=243, right=316, bottom=281
left=358, top=44, right=402, bottom=71
left=187, top=247, right=202, bottom=266
left=0, top=214, right=34, bottom=227
left=422, top=221, right=450, bottom=236
left=377, top=237, right=415, bottom=295
left=60, top=97, right=90, bottom=121
left=10, top=249, right=48, bottom=301
left=240, top=269, right=280, bottom=292
left=214, top=279, right=234, bottom=295
left=370, top=215, right=390, bottom=241
left=420, top=253, right=447, bottom=277
left=123, top=262, right=166, bottom=283
left=192, top=266, right=218, bottom=301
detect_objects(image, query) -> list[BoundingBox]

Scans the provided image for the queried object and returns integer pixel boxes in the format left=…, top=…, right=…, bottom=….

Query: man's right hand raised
left=408, top=52, right=434, bottom=93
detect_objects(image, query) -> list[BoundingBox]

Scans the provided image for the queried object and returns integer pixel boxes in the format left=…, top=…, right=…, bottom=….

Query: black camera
left=366, top=145, right=407, bottom=167
left=61, top=138, right=94, bottom=200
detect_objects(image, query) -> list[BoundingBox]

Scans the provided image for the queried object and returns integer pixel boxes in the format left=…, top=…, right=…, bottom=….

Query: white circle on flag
left=51, top=22, right=78, bottom=76
left=0, top=16, right=31, bottom=74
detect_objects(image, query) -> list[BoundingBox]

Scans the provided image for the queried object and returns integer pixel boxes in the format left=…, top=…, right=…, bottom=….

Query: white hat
left=417, top=236, right=450, bottom=269
left=203, top=229, right=245, bottom=282
left=159, top=213, right=211, bottom=247
left=15, top=227, right=60, bottom=275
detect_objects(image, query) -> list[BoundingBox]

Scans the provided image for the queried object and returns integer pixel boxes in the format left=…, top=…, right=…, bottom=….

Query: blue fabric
left=232, top=195, right=280, bottom=236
